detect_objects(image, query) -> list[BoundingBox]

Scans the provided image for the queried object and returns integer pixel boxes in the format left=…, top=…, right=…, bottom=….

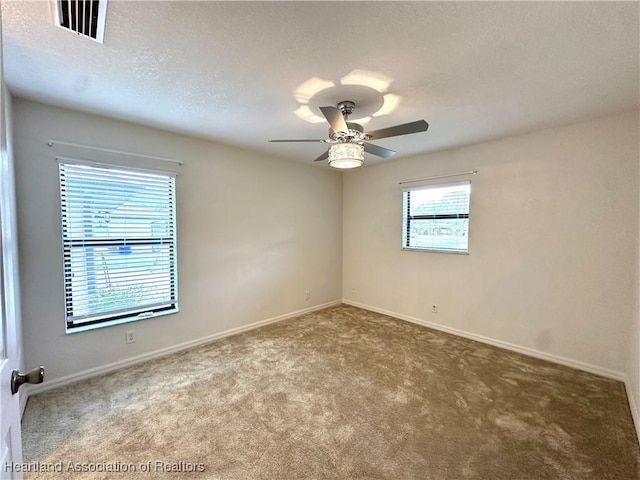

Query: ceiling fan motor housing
left=329, top=121, right=369, bottom=143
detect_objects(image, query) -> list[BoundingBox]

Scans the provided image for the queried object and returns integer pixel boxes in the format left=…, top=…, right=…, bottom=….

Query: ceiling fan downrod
left=337, top=100, right=355, bottom=120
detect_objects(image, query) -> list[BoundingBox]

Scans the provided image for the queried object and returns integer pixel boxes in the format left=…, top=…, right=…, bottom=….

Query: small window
left=59, top=161, right=178, bottom=331
left=402, top=181, right=471, bottom=254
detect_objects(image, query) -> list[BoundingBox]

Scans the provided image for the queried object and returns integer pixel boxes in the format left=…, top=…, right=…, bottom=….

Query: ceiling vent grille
left=55, top=0, right=108, bottom=43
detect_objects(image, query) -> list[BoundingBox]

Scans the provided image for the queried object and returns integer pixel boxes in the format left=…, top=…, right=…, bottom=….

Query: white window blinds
left=59, top=162, right=178, bottom=330
left=402, top=181, right=471, bottom=253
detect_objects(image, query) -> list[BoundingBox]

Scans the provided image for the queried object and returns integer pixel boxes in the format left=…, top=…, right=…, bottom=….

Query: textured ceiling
left=2, top=1, right=639, bottom=167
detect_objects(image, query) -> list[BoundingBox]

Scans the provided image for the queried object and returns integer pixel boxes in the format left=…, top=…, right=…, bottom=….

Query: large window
left=402, top=181, right=470, bottom=254
left=59, top=161, right=178, bottom=331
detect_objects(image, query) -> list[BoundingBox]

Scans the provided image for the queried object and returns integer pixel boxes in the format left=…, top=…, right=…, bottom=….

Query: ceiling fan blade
left=366, top=120, right=429, bottom=140
left=319, top=106, right=349, bottom=134
left=313, top=150, right=329, bottom=162
left=364, top=142, right=396, bottom=159
left=269, top=139, right=325, bottom=143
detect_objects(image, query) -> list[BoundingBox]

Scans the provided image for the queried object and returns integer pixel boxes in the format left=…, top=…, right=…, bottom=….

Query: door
left=0, top=269, right=23, bottom=479
left=0, top=15, right=25, bottom=477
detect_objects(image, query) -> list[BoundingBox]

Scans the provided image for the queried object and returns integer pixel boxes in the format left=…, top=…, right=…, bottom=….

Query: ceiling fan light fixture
left=328, top=143, right=364, bottom=169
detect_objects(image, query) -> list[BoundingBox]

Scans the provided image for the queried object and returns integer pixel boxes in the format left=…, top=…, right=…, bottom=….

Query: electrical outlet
left=305, top=291, right=311, bottom=301
left=126, top=330, right=136, bottom=344
left=432, top=305, right=438, bottom=314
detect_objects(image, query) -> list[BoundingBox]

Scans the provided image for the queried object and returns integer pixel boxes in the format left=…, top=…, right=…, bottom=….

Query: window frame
left=58, top=159, right=179, bottom=333
left=401, top=180, right=471, bottom=254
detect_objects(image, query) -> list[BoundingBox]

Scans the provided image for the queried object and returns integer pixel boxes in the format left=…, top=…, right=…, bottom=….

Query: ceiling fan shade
left=314, top=141, right=394, bottom=163
left=328, top=143, right=364, bottom=169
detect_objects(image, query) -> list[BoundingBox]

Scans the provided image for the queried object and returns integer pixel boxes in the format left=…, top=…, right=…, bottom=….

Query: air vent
left=55, top=0, right=108, bottom=43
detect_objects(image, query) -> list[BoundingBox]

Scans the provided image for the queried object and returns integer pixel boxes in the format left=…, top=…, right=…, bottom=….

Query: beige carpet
left=22, top=305, right=639, bottom=479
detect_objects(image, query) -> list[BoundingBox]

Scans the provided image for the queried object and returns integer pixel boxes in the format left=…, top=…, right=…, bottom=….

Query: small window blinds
left=402, top=181, right=471, bottom=254
left=59, top=161, right=178, bottom=330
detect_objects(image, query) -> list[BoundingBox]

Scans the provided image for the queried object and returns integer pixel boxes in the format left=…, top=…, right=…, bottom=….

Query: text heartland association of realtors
left=4, top=460, right=206, bottom=473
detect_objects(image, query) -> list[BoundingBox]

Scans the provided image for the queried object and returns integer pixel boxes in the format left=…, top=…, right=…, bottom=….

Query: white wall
left=13, top=98, right=343, bottom=383
left=343, top=111, right=639, bottom=381
left=632, top=143, right=640, bottom=431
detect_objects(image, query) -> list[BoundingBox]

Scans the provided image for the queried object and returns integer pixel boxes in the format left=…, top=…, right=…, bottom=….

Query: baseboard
left=26, top=300, right=342, bottom=396
left=624, top=377, right=640, bottom=441
left=342, top=299, right=626, bottom=381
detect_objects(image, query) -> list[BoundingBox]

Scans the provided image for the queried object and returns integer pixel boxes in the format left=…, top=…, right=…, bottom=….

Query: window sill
left=66, top=307, right=179, bottom=334
left=402, top=247, right=469, bottom=255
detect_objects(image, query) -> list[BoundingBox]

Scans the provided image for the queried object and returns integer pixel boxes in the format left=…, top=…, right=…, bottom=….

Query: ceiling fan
left=269, top=101, right=429, bottom=169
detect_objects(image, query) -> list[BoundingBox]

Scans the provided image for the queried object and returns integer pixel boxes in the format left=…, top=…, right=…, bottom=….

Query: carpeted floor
left=22, top=305, right=640, bottom=479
